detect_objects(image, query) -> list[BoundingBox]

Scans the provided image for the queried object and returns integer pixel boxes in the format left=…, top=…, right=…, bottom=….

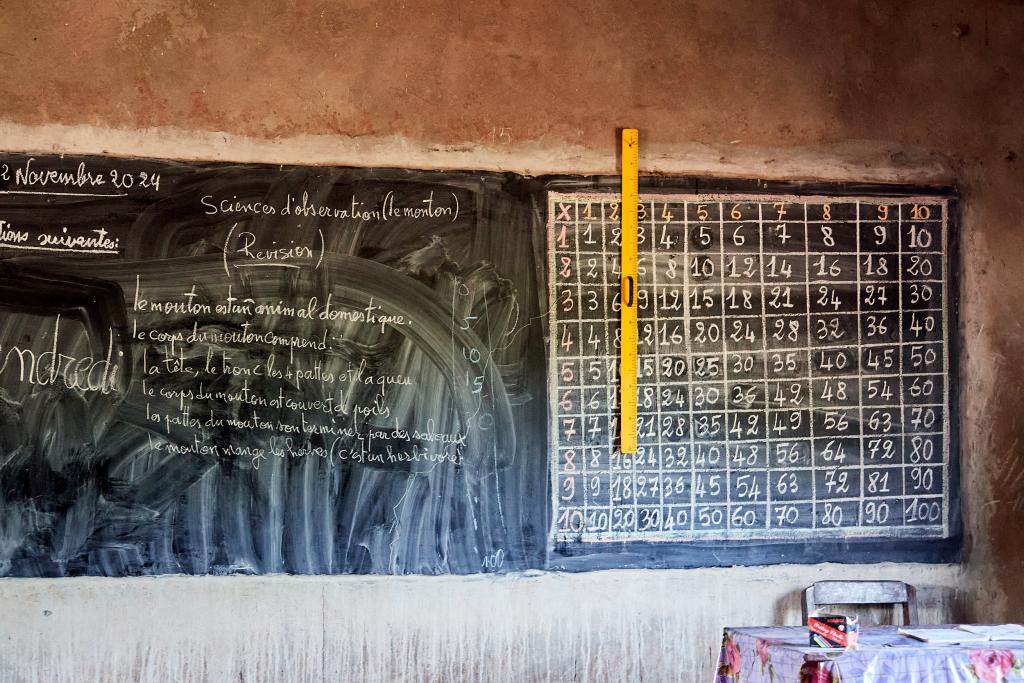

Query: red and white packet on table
left=808, top=612, right=860, bottom=649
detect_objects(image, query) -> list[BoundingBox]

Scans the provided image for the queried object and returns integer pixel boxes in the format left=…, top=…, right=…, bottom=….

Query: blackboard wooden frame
left=538, top=176, right=962, bottom=570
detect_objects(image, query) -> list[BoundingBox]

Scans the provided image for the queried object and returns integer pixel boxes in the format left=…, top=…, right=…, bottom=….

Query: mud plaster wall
left=0, top=0, right=1020, bottom=680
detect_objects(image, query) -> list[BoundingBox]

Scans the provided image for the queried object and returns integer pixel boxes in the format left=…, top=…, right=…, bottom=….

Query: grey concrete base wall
left=0, top=565, right=961, bottom=682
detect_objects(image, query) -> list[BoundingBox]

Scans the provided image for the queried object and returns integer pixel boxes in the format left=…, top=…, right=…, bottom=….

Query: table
left=716, top=626, right=1024, bottom=682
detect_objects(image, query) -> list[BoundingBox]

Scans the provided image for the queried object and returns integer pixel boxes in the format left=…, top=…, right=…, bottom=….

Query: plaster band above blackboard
left=0, top=155, right=959, bottom=576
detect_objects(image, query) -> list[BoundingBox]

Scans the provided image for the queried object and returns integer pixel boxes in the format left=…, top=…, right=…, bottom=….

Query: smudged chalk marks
left=0, top=155, right=543, bottom=577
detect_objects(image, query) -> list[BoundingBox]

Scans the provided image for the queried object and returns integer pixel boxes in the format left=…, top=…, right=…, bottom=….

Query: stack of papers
left=959, top=624, right=1024, bottom=641
left=898, top=625, right=1024, bottom=643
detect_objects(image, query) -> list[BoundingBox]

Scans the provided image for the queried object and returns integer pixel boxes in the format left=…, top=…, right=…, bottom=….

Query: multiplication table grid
left=548, top=192, right=950, bottom=543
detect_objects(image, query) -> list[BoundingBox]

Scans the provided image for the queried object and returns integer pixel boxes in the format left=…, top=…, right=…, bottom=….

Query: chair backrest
left=802, top=580, right=919, bottom=625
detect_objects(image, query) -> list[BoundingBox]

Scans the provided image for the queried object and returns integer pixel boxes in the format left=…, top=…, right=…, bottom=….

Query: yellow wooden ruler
left=620, top=129, right=639, bottom=454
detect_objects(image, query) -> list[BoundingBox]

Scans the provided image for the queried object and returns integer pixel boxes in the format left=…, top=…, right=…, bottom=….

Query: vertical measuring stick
left=620, top=129, right=639, bottom=454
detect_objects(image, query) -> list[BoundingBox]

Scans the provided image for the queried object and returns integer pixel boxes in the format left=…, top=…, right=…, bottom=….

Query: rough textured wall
left=0, top=1, right=1018, bottom=156
left=0, top=0, right=1022, bottom=680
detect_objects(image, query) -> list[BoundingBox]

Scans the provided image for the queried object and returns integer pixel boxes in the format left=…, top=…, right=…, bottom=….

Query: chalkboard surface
left=0, top=156, right=959, bottom=576
left=548, top=191, right=952, bottom=544
left=545, top=182, right=959, bottom=570
left=0, top=155, right=548, bottom=576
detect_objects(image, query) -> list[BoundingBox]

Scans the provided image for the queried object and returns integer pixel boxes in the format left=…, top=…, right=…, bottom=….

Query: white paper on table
left=897, top=628, right=991, bottom=644
left=958, top=624, right=1024, bottom=641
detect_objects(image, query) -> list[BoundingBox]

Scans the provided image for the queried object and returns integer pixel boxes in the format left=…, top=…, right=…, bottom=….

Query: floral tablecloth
left=716, top=626, right=1024, bottom=683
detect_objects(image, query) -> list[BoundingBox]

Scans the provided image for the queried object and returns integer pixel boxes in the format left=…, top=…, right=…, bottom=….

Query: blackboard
left=0, top=155, right=959, bottom=576
left=545, top=180, right=960, bottom=570
left=0, top=154, right=549, bottom=576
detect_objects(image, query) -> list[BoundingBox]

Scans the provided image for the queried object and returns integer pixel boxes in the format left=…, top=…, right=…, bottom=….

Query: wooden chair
left=802, top=580, right=919, bottom=625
